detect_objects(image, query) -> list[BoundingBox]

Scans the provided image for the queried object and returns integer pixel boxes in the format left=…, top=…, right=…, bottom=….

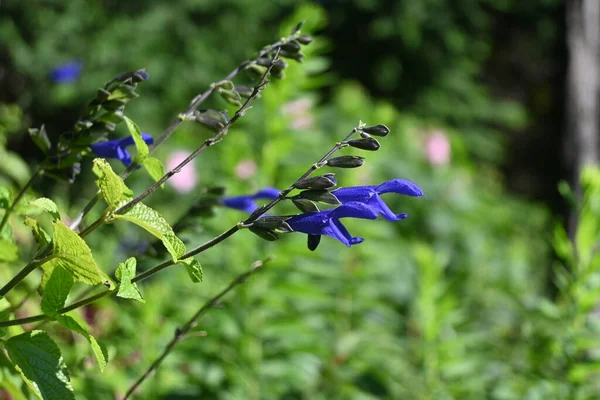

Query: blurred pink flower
left=235, top=159, right=257, bottom=180
left=425, top=131, right=451, bottom=166
left=282, top=98, right=315, bottom=130
left=166, top=150, right=197, bottom=193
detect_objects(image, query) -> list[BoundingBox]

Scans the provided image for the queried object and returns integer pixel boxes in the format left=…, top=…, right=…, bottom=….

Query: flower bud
left=297, top=35, right=313, bottom=45
left=297, top=189, right=341, bottom=205
left=29, top=125, right=51, bottom=154
left=294, top=174, right=337, bottom=190
left=347, top=137, right=380, bottom=151
left=307, top=234, right=321, bottom=251
left=282, top=40, right=301, bottom=53
left=234, top=85, right=255, bottom=98
left=326, top=156, right=365, bottom=168
left=252, top=216, right=293, bottom=233
left=361, top=124, right=390, bottom=137
left=292, top=198, right=319, bottom=213
left=280, top=51, right=304, bottom=63
left=249, top=226, right=280, bottom=241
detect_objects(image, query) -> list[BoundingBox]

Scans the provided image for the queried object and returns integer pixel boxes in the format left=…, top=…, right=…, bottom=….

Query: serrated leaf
left=55, top=315, right=108, bottom=372
left=28, top=198, right=60, bottom=220
left=143, top=157, right=165, bottom=187
left=92, top=158, right=133, bottom=208
left=41, top=267, right=73, bottom=316
left=124, top=116, right=149, bottom=164
left=5, top=331, right=75, bottom=400
left=0, top=238, right=18, bottom=261
left=43, top=221, right=114, bottom=288
left=29, top=126, right=51, bottom=154
left=24, top=216, right=51, bottom=248
left=178, top=257, right=203, bottom=283
left=113, top=201, right=186, bottom=261
left=115, top=257, right=144, bottom=302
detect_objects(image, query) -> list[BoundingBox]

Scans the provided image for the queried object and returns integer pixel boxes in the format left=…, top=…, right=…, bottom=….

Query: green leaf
left=143, top=156, right=165, bottom=186
left=113, top=201, right=186, bottom=261
left=24, top=216, right=51, bottom=248
left=29, top=125, right=51, bottom=154
left=0, top=238, right=18, bottom=261
left=0, top=186, right=11, bottom=209
left=55, top=315, right=108, bottom=372
left=28, top=198, right=60, bottom=220
left=178, top=257, right=203, bottom=283
left=0, top=297, right=13, bottom=338
left=115, top=257, right=144, bottom=302
left=124, top=116, right=149, bottom=164
left=5, top=331, right=75, bottom=400
left=92, top=158, right=133, bottom=208
left=41, top=267, right=73, bottom=316
left=43, top=221, right=114, bottom=288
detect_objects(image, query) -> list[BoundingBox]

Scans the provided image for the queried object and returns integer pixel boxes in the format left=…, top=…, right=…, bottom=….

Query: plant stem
left=0, top=167, right=42, bottom=233
left=70, top=33, right=301, bottom=231
left=122, top=259, right=269, bottom=400
left=0, top=125, right=359, bottom=328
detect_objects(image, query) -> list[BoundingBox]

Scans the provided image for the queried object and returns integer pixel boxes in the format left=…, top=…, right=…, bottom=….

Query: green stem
left=0, top=167, right=42, bottom=233
left=123, top=259, right=268, bottom=400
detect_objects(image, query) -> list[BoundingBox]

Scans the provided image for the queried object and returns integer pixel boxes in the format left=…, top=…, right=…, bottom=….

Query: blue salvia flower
left=332, top=179, right=423, bottom=221
left=287, top=202, right=379, bottom=247
left=90, top=133, right=154, bottom=166
left=222, top=188, right=280, bottom=213
left=50, top=60, right=83, bottom=83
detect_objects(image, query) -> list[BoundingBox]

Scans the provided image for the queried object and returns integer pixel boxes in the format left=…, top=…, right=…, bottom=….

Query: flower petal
left=252, top=187, right=280, bottom=199
left=329, top=202, right=378, bottom=220
left=222, top=197, right=258, bottom=213
left=332, top=186, right=375, bottom=204
left=117, top=147, right=132, bottom=166
left=376, top=179, right=423, bottom=197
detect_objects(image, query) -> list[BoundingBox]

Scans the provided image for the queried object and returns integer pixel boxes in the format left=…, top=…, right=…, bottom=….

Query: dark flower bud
left=326, top=156, right=365, bottom=168
left=133, top=69, right=149, bottom=82
left=291, top=20, right=305, bottom=35
left=101, top=99, right=127, bottom=111
left=96, top=89, right=112, bottom=103
left=252, top=216, right=293, bottom=233
left=234, top=85, right=256, bottom=98
left=29, top=125, right=51, bottom=154
left=280, top=51, right=304, bottom=63
left=361, top=124, right=390, bottom=137
left=347, top=137, right=380, bottom=151
left=256, top=57, right=273, bottom=67
left=297, top=35, right=313, bottom=45
left=281, top=40, right=301, bottom=53
left=292, top=198, right=320, bottom=213
left=297, top=189, right=341, bottom=205
left=307, top=234, right=321, bottom=251
left=294, top=174, right=337, bottom=190
left=249, top=226, right=280, bottom=241
left=271, top=59, right=288, bottom=74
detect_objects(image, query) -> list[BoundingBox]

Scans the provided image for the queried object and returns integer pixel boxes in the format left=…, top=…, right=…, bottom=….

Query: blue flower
left=50, top=60, right=83, bottom=83
left=332, top=179, right=423, bottom=221
left=222, top=187, right=280, bottom=213
left=90, top=133, right=154, bottom=167
left=287, top=202, right=379, bottom=247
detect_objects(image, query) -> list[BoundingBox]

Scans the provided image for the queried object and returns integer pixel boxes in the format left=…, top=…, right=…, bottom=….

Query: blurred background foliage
left=2, top=0, right=596, bottom=399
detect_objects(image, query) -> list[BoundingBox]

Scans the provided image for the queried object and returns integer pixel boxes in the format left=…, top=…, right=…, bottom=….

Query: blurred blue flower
left=50, top=60, right=83, bottom=83
left=90, top=133, right=154, bottom=167
left=288, top=202, right=379, bottom=247
left=332, top=179, right=423, bottom=221
left=222, top=188, right=280, bottom=213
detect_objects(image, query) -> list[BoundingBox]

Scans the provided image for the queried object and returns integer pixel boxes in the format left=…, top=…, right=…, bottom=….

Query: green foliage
left=92, top=159, right=133, bottom=208
left=5, top=331, right=74, bottom=400
left=44, top=221, right=113, bottom=287
left=123, top=116, right=149, bottom=164
left=55, top=315, right=108, bottom=372
left=41, top=267, right=73, bottom=316
left=143, top=157, right=165, bottom=185
left=28, top=198, right=61, bottom=221
left=115, top=258, right=144, bottom=302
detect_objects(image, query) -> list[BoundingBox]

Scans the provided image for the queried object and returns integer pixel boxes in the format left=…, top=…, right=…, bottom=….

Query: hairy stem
left=122, top=259, right=269, bottom=400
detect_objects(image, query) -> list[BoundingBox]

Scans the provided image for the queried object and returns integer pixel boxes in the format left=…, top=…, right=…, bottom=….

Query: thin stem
left=70, top=33, right=301, bottom=231
left=114, top=52, right=279, bottom=216
left=122, top=259, right=269, bottom=400
left=0, top=253, right=48, bottom=298
left=0, top=125, right=360, bottom=328
left=0, top=167, right=42, bottom=233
